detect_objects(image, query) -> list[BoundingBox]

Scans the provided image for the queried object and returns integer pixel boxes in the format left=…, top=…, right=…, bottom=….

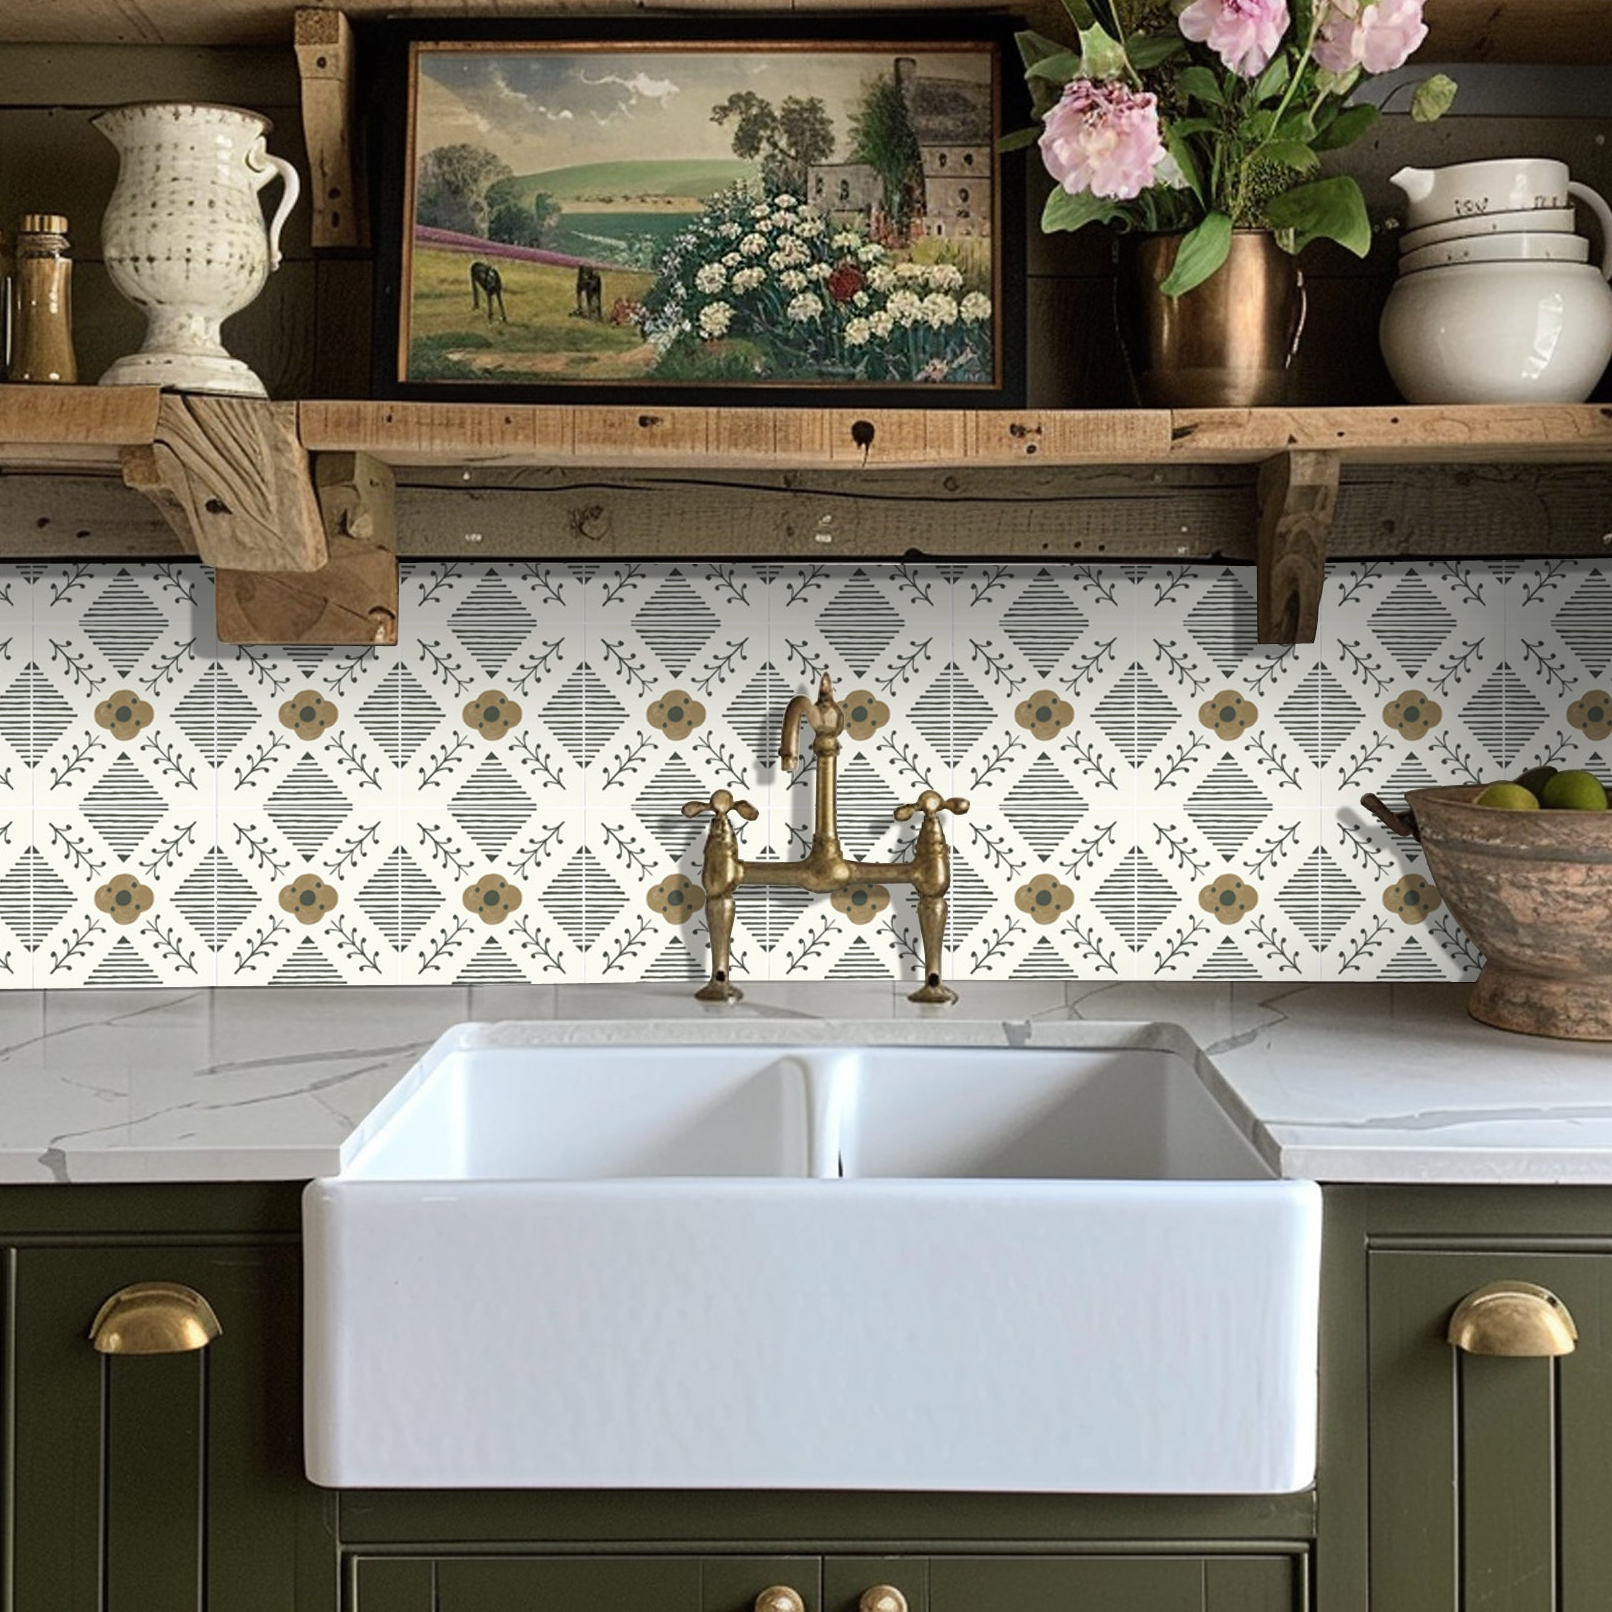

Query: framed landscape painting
left=372, top=22, right=1024, bottom=404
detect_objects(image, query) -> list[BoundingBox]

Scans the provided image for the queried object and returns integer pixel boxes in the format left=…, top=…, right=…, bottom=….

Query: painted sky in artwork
left=416, top=46, right=991, bottom=177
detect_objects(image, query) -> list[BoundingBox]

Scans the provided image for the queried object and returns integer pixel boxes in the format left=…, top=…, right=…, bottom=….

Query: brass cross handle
left=682, top=789, right=760, bottom=826
left=894, top=789, right=970, bottom=825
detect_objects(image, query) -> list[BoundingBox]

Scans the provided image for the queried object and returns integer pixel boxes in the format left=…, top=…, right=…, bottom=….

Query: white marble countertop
left=2, top=980, right=1610, bottom=1186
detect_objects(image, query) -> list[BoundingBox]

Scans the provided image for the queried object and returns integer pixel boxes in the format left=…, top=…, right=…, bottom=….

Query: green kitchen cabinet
left=1, top=1185, right=332, bottom=1612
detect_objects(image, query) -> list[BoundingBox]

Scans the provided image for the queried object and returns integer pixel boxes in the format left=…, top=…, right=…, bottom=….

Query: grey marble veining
left=2, top=981, right=1611, bottom=1186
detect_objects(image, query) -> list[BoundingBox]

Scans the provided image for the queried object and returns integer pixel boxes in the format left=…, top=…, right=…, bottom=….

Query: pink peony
left=1314, top=0, right=1428, bottom=74
left=1039, top=78, right=1167, bottom=201
left=1178, top=0, right=1291, bottom=77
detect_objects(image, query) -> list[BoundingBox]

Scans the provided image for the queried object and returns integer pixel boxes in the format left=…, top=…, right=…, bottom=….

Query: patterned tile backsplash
left=0, top=556, right=1605, bottom=989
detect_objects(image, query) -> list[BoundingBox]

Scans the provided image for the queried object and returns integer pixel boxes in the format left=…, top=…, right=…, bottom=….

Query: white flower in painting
left=921, top=292, right=959, bottom=328
left=844, top=317, right=873, bottom=347
left=722, top=251, right=742, bottom=267
left=740, top=233, right=767, bottom=256
left=868, top=309, right=895, bottom=338
left=895, top=261, right=926, bottom=281
left=867, top=265, right=896, bottom=293
left=795, top=214, right=826, bottom=238
left=853, top=290, right=869, bottom=307
left=961, top=291, right=992, bottom=321
left=807, top=261, right=833, bottom=281
left=786, top=291, right=823, bottom=322
left=779, top=269, right=809, bottom=292
left=775, top=193, right=798, bottom=207
left=832, top=231, right=862, bottom=250
left=695, top=263, right=728, bottom=294
left=732, top=266, right=766, bottom=293
left=751, top=202, right=771, bottom=219
left=720, top=221, right=742, bottom=240
left=698, top=301, right=734, bottom=339
left=925, top=263, right=965, bottom=291
left=887, top=289, right=924, bottom=326
left=858, top=243, right=887, bottom=263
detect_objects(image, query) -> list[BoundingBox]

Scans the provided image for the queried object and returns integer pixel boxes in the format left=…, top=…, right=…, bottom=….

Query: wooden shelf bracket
left=295, top=7, right=368, bottom=249
left=1256, top=448, right=1339, bottom=645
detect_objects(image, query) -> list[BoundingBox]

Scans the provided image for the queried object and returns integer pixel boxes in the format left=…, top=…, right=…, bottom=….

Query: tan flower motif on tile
left=1198, top=690, right=1258, bottom=741
left=93, top=689, right=154, bottom=742
left=94, top=872, right=154, bottom=925
left=463, top=873, right=522, bottom=924
left=1383, top=873, right=1441, bottom=925
left=1382, top=690, right=1442, bottom=741
left=842, top=689, right=890, bottom=741
left=1014, top=690, right=1075, bottom=742
left=1014, top=873, right=1074, bottom=925
left=279, top=689, right=338, bottom=740
left=462, top=689, right=522, bottom=741
left=647, top=690, right=706, bottom=741
left=830, top=882, right=889, bottom=925
left=646, top=873, right=706, bottom=925
left=278, top=873, right=339, bottom=925
left=1198, top=873, right=1259, bottom=925
left=1568, top=689, right=1612, bottom=742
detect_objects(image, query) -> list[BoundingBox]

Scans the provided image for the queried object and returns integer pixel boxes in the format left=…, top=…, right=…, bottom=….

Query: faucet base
left=908, top=981, right=958, bottom=1006
left=695, top=979, right=744, bottom=1004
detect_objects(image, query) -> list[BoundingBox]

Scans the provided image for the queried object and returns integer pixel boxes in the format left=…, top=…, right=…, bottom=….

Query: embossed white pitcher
left=94, top=102, right=300, bottom=397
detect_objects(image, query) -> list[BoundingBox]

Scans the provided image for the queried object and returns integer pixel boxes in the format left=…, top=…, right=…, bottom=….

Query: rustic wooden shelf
left=8, top=0, right=1607, bottom=64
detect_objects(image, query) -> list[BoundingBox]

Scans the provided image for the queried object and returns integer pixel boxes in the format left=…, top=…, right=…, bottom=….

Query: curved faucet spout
left=778, top=672, right=841, bottom=770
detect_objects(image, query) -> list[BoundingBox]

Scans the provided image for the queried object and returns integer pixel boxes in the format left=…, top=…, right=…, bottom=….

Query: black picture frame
left=367, top=16, right=1026, bottom=407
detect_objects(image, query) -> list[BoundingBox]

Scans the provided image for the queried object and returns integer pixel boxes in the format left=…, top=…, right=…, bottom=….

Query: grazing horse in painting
left=574, top=264, right=603, bottom=320
left=470, top=261, right=506, bottom=323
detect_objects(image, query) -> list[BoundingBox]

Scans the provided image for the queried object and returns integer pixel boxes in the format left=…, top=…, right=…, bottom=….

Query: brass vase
left=1120, top=230, right=1307, bottom=408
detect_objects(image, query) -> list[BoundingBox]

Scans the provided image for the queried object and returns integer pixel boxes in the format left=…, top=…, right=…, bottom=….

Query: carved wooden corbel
left=214, top=453, right=398, bottom=645
left=119, top=393, right=327, bottom=572
left=1256, top=448, right=1339, bottom=645
left=295, top=8, right=368, bottom=249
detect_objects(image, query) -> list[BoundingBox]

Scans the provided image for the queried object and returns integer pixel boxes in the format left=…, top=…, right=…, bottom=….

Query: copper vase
left=1120, top=230, right=1307, bottom=408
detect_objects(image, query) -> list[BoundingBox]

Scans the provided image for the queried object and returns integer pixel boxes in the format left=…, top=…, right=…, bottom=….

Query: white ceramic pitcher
left=94, top=102, right=300, bottom=397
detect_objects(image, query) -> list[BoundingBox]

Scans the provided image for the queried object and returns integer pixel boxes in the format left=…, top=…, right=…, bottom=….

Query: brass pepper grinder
left=10, top=213, right=77, bottom=383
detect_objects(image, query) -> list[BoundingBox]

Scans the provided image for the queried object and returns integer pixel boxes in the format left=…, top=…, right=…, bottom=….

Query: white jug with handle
left=95, top=101, right=301, bottom=396
left=1391, top=159, right=1612, bottom=280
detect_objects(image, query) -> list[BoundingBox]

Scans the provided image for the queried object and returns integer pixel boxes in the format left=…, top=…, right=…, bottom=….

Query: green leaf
left=1127, top=33, right=1188, bottom=68
left=1177, top=65, right=1225, bottom=106
left=1157, top=211, right=1234, bottom=296
left=1310, top=102, right=1378, bottom=151
left=1262, top=175, right=1371, bottom=256
left=997, top=126, right=1043, bottom=152
left=1078, top=21, right=1128, bottom=79
left=1253, top=54, right=1291, bottom=102
left=1042, top=186, right=1128, bottom=233
left=1015, top=29, right=1070, bottom=70
left=1411, top=73, right=1459, bottom=123
left=1275, top=110, right=1317, bottom=143
left=1026, top=50, right=1083, bottom=83
left=1163, top=130, right=1206, bottom=203
left=1165, top=116, right=1220, bottom=138
left=1263, top=139, right=1320, bottom=174
left=1059, top=0, right=1099, bottom=28
left=1244, top=109, right=1277, bottom=142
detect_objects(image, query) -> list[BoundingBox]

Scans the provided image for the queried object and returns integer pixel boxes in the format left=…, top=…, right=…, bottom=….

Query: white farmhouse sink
left=303, top=1029, right=1320, bottom=1494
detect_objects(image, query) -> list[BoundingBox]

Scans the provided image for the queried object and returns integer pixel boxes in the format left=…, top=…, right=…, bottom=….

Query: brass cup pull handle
left=860, top=1588, right=909, bottom=1612
left=683, top=789, right=759, bottom=824
left=754, top=1589, right=806, bottom=1612
left=894, top=789, right=970, bottom=824
left=90, top=1281, right=221, bottom=1355
left=1448, top=1281, right=1578, bottom=1357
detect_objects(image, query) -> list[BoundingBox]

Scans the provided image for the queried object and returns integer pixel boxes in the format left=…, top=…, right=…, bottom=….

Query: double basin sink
left=303, top=1027, right=1320, bottom=1494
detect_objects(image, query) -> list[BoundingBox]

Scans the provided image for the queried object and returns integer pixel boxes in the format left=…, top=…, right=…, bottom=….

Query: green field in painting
left=506, top=158, right=751, bottom=204
left=405, top=245, right=656, bottom=382
left=548, top=211, right=690, bottom=269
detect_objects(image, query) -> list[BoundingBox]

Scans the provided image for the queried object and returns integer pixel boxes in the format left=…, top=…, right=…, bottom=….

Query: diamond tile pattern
left=0, top=557, right=1602, bottom=985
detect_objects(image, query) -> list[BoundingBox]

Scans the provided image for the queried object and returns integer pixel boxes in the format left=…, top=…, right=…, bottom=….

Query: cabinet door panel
left=352, top=1558, right=434, bottom=1612
left=1370, top=1250, right=1612, bottom=1612
left=930, top=1555, right=1203, bottom=1612
left=437, top=1555, right=703, bottom=1611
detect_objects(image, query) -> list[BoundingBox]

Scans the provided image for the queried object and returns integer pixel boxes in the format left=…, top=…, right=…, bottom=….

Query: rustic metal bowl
left=1367, top=785, right=1612, bottom=1040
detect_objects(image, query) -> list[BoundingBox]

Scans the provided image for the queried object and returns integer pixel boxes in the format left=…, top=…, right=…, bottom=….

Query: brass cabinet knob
left=1448, top=1281, right=1578, bottom=1357
left=860, top=1588, right=909, bottom=1612
left=754, top=1589, right=806, bottom=1612
left=89, top=1282, right=221, bottom=1354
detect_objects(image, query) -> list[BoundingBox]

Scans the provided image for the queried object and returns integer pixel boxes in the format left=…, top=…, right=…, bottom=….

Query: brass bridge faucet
left=682, top=672, right=968, bottom=1006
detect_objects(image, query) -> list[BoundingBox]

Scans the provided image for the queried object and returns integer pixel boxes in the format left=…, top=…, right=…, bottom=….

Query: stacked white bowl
left=1379, top=158, right=1612, bottom=403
